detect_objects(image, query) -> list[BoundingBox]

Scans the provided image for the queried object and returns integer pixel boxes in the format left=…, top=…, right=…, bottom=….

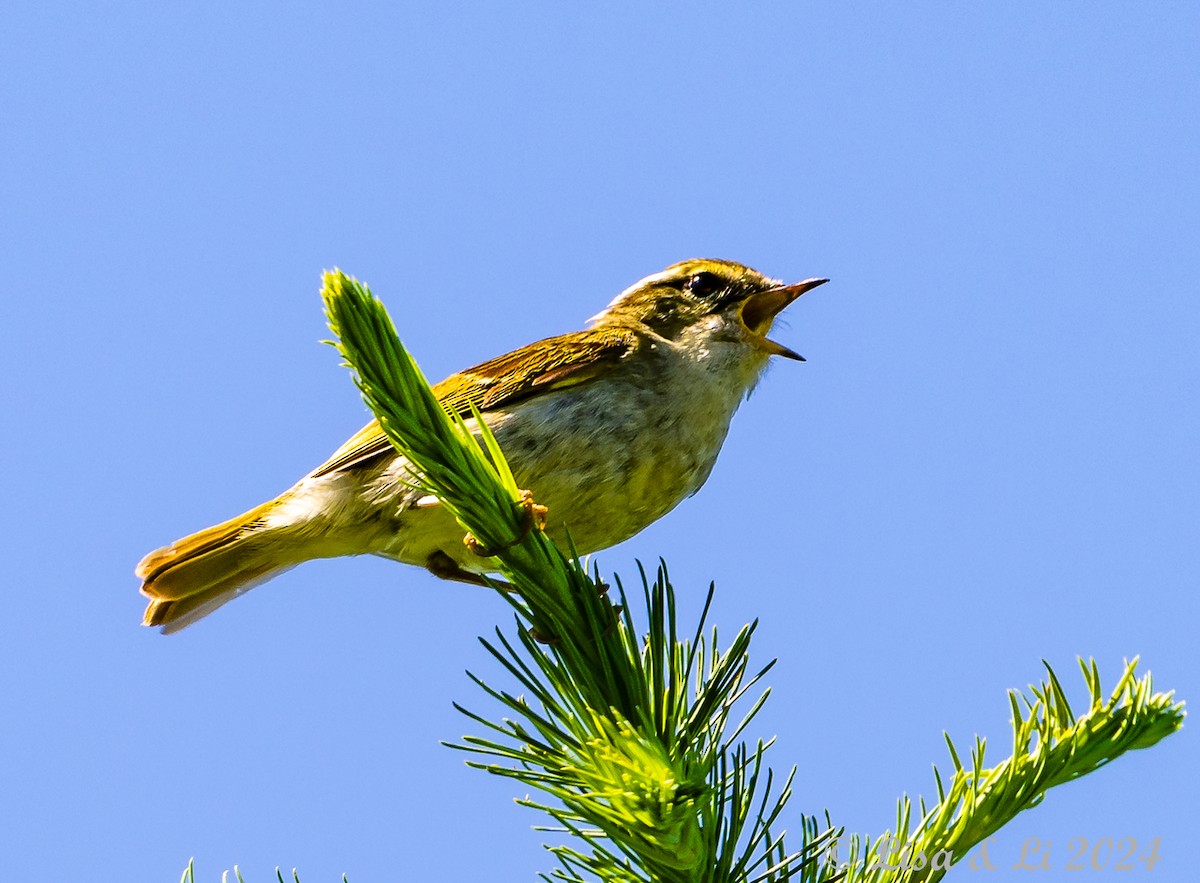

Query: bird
left=137, top=258, right=827, bottom=632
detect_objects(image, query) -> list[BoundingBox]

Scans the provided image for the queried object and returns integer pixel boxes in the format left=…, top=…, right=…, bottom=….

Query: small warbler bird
left=138, top=259, right=826, bottom=632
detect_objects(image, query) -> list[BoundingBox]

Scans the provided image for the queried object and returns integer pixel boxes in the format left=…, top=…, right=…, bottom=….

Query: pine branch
left=813, top=658, right=1185, bottom=882
left=173, top=270, right=1186, bottom=882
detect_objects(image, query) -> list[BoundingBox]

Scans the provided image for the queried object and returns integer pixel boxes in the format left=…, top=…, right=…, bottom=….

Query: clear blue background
left=2, top=3, right=1196, bottom=880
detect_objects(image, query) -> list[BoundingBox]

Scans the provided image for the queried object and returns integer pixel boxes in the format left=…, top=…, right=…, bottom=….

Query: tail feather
left=143, top=564, right=297, bottom=634
left=136, top=500, right=279, bottom=597
left=139, top=498, right=301, bottom=633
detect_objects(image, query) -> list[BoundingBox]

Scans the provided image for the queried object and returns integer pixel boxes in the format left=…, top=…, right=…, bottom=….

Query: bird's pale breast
left=367, top=334, right=769, bottom=569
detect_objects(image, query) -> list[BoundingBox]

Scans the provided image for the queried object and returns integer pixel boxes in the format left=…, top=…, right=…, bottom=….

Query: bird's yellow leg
left=463, top=489, right=548, bottom=557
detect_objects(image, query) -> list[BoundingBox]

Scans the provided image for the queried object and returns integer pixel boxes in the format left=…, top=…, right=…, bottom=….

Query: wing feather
left=311, top=328, right=639, bottom=477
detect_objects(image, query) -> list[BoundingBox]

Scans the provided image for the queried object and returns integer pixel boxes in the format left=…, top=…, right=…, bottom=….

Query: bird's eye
left=684, top=272, right=724, bottom=299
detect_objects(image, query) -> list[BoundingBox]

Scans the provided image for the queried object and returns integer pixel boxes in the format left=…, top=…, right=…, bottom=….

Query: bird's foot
left=463, top=489, right=548, bottom=557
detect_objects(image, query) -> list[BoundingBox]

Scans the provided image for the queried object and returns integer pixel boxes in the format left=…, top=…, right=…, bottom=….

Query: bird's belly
left=371, top=372, right=745, bottom=570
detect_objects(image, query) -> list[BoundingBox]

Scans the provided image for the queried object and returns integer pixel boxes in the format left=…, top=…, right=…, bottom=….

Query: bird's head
left=592, top=258, right=827, bottom=361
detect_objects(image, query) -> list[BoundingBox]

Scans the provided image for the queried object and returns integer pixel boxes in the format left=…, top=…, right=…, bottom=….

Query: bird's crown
left=590, top=259, right=782, bottom=336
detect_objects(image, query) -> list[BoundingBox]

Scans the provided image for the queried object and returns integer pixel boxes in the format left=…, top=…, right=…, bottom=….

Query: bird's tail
left=137, top=496, right=314, bottom=634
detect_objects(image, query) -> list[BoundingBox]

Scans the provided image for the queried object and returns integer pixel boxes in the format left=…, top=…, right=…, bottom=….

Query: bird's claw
left=464, top=489, right=548, bottom=557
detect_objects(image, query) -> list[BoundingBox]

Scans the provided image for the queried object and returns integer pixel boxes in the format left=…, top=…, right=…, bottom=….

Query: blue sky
left=2, top=3, right=1197, bottom=880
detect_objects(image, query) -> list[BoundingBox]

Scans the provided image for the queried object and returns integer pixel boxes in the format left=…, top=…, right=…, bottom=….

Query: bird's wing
left=310, top=327, right=640, bottom=477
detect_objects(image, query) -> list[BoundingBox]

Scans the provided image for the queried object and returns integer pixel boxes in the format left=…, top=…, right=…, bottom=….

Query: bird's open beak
left=740, top=277, right=828, bottom=361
